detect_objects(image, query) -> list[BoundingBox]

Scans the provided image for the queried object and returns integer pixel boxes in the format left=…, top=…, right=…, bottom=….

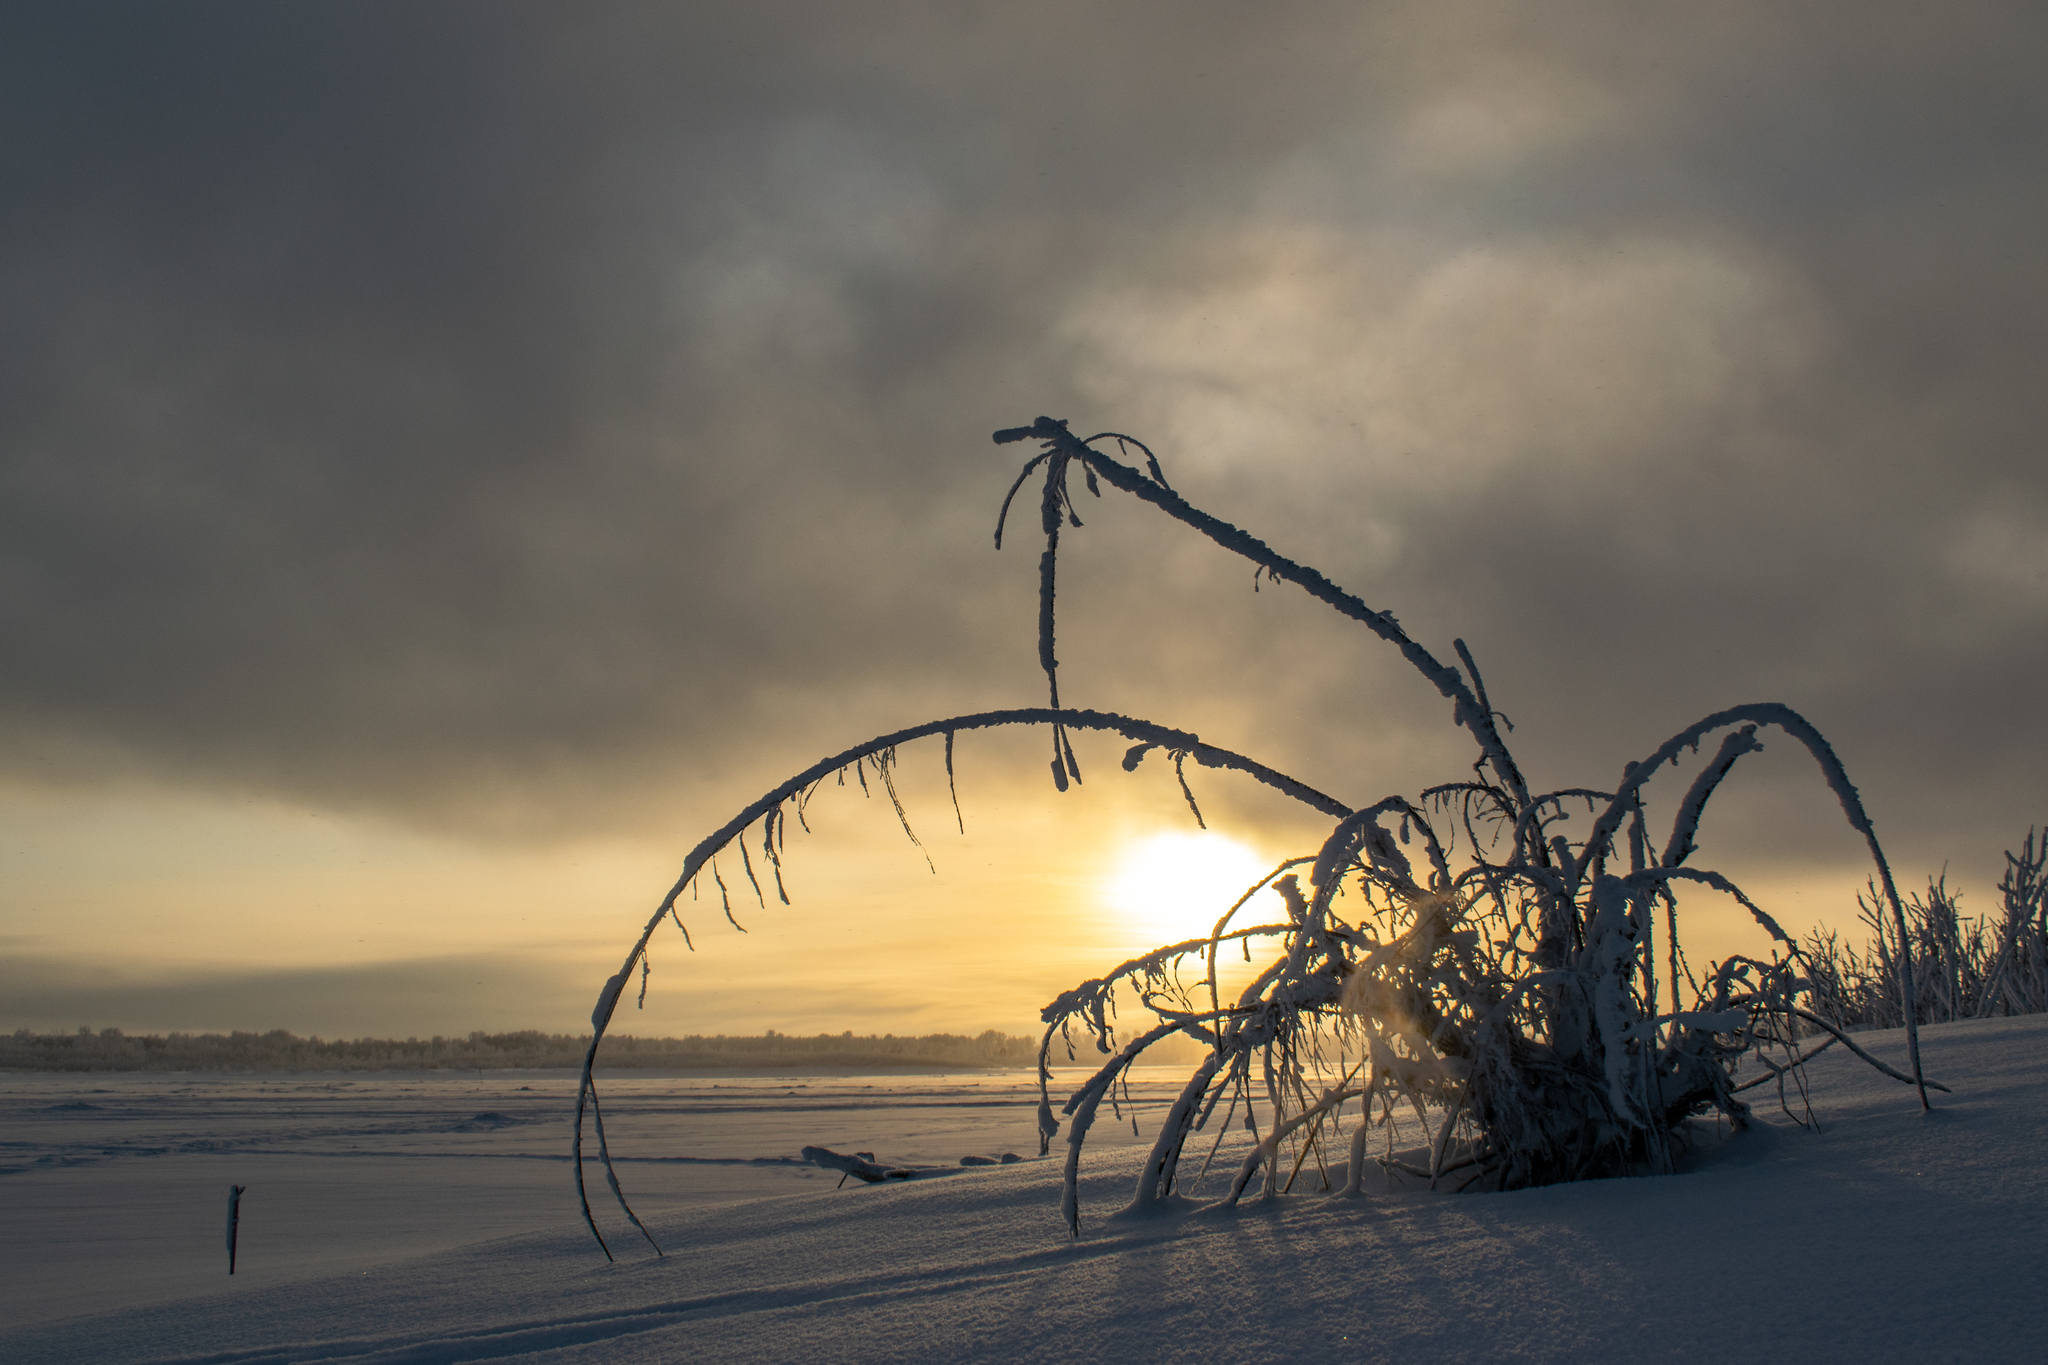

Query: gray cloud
left=4, top=2, right=2045, bottom=889
left=0, top=952, right=585, bottom=1037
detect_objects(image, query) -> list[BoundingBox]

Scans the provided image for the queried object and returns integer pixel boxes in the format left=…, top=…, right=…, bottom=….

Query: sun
left=1100, top=830, right=1275, bottom=949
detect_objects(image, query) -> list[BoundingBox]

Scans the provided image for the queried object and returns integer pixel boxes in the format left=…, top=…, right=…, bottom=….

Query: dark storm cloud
left=4, top=3, right=2045, bottom=880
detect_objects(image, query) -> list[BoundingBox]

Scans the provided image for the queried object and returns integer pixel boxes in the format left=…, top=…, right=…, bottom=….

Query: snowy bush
left=573, top=416, right=1938, bottom=1256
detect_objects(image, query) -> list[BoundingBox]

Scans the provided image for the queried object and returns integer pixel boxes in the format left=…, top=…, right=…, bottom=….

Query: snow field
left=4, top=1019, right=2043, bottom=1363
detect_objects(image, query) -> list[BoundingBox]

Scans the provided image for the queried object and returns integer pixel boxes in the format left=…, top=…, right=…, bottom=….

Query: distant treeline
left=0, top=1026, right=1056, bottom=1073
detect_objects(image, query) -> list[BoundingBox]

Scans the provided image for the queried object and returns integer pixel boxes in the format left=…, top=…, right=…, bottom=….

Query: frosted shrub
left=573, top=416, right=1936, bottom=1255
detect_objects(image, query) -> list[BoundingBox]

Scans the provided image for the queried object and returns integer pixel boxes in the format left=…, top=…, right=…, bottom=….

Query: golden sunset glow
left=3, top=6, right=2035, bottom=1053
left=1100, top=830, right=1278, bottom=951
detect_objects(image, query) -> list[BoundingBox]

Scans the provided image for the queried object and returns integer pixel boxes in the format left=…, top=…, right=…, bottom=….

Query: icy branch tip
left=993, top=417, right=1068, bottom=445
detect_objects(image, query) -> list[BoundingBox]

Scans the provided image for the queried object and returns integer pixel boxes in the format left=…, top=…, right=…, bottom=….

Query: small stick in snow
left=226, top=1184, right=246, bottom=1275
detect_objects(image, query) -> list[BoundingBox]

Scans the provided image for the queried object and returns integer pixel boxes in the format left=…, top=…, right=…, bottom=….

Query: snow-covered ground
left=4, top=1017, right=2042, bottom=1363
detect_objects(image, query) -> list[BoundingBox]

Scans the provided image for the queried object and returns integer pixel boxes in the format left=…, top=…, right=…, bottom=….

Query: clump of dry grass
left=1806, top=831, right=2047, bottom=1028
left=572, top=415, right=1938, bottom=1255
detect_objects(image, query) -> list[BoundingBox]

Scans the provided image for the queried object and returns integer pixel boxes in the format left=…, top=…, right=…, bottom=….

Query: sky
left=4, top=2, right=2045, bottom=1039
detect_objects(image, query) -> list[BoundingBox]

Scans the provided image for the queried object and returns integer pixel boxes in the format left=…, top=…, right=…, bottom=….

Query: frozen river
left=4, top=1021, right=2044, bottom=1363
left=0, top=1065, right=1208, bottom=1328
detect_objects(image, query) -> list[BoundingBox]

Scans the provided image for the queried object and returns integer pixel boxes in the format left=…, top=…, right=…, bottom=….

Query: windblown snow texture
left=1, top=1018, right=2041, bottom=1364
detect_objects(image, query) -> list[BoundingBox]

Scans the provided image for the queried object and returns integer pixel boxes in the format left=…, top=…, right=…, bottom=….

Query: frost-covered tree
left=572, top=416, right=1935, bottom=1258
